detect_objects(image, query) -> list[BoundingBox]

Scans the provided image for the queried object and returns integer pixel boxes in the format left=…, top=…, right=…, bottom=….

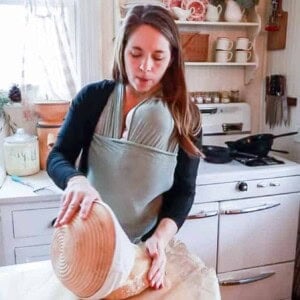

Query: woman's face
left=124, top=24, right=172, bottom=95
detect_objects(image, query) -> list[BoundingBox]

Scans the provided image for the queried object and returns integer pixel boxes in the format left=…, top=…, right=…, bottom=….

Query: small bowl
left=34, top=100, right=70, bottom=124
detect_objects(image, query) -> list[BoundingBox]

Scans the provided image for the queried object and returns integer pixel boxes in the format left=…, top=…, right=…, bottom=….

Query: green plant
left=0, top=90, right=9, bottom=114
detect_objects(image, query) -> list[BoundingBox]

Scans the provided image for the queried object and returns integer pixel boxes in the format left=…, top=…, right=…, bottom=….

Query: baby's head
left=51, top=201, right=151, bottom=299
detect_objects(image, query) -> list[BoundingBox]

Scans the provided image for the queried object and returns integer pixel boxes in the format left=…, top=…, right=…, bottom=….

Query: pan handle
left=270, top=148, right=289, bottom=154
left=272, top=131, right=298, bottom=139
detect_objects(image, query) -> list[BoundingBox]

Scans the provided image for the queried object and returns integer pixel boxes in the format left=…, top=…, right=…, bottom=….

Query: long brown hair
left=112, top=5, right=201, bottom=156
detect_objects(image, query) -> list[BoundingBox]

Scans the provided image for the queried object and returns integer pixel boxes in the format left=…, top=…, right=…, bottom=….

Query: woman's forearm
left=151, top=217, right=178, bottom=247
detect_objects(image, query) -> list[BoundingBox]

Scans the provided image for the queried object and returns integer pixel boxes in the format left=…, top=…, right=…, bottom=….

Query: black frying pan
left=225, top=131, right=298, bottom=157
left=202, top=145, right=257, bottom=164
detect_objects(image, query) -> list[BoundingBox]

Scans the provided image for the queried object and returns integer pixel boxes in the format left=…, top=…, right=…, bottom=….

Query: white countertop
left=1, top=157, right=300, bottom=202
left=0, top=171, right=62, bottom=204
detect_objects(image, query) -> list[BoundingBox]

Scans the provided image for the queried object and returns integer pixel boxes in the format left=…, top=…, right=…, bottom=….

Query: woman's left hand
left=145, top=236, right=167, bottom=290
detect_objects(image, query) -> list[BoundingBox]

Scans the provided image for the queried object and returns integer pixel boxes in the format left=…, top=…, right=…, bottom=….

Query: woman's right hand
left=54, top=176, right=102, bottom=227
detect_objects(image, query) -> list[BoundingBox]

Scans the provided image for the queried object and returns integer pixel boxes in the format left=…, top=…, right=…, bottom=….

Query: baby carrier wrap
left=87, top=84, right=178, bottom=243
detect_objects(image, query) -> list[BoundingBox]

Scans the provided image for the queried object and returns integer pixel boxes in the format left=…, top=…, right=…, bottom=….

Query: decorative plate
left=181, top=0, right=208, bottom=21
left=181, top=0, right=208, bottom=9
left=163, top=0, right=182, bottom=9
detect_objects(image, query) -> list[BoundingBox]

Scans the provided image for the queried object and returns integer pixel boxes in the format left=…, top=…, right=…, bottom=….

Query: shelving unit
left=178, top=7, right=261, bottom=84
left=185, top=62, right=257, bottom=66
left=175, top=20, right=260, bottom=27
left=114, top=1, right=261, bottom=85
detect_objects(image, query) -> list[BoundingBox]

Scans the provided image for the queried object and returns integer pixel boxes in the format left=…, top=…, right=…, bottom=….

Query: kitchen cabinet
left=0, top=172, right=61, bottom=266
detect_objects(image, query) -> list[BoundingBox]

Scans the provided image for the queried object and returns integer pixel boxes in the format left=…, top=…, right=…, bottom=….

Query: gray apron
left=87, top=84, right=178, bottom=243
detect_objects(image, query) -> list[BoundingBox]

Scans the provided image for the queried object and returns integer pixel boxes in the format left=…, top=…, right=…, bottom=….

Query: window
left=0, top=0, right=103, bottom=101
left=0, top=2, right=28, bottom=90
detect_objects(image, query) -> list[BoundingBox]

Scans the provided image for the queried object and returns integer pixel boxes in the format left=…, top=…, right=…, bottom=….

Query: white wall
left=266, top=0, right=300, bottom=162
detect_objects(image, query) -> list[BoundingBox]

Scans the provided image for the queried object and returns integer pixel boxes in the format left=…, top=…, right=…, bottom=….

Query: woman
left=47, top=4, right=202, bottom=291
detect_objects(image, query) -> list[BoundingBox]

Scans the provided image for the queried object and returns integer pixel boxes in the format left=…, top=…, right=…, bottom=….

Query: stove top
left=233, top=155, right=285, bottom=167
left=197, top=156, right=300, bottom=185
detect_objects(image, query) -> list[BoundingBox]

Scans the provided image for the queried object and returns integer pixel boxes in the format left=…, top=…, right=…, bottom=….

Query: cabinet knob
left=237, top=181, right=248, bottom=192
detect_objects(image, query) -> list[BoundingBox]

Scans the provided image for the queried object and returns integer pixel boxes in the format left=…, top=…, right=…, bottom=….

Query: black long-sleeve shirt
left=47, top=80, right=201, bottom=236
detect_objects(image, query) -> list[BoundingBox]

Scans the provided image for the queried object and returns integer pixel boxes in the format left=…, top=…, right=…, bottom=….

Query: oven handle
left=221, top=202, right=280, bottom=215
left=187, top=210, right=218, bottom=219
left=219, top=272, right=275, bottom=286
left=199, top=107, right=218, bottom=114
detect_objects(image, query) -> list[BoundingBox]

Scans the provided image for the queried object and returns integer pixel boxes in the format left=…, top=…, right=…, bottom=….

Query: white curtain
left=22, top=0, right=79, bottom=101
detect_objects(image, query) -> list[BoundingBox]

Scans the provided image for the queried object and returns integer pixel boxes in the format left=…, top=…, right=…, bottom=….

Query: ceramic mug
left=236, top=37, right=253, bottom=50
left=216, top=37, right=234, bottom=51
left=235, top=50, right=252, bottom=63
left=215, top=50, right=233, bottom=62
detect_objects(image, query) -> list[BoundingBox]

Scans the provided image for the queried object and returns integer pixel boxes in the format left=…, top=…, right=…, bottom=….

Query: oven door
left=218, top=193, right=300, bottom=273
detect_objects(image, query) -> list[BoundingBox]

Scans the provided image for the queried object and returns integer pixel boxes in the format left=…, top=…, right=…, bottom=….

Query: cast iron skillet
left=202, top=145, right=257, bottom=164
left=225, top=131, right=298, bottom=157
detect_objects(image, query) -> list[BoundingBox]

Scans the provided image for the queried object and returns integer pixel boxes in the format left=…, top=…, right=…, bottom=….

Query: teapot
left=224, top=0, right=245, bottom=22
left=172, top=7, right=194, bottom=21
left=205, top=3, right=222, bottom=22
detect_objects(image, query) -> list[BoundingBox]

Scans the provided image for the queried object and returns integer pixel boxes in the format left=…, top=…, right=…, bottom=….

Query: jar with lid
left=3, top=128, right=40, bottom=176
left=230, top=90, right=240, bottom=102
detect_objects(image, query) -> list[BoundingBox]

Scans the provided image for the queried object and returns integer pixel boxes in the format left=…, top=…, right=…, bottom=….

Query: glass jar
left=4, top=128, right=40, bottom=176
left=230, top=90, right=240, bottom=102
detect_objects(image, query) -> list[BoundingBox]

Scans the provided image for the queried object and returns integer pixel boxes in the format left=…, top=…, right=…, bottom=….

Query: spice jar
left=230, top=90, right=240, bottom=102
left=4, top=128, right=40, bottom=176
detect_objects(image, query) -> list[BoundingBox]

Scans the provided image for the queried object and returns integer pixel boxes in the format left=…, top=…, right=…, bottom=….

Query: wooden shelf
left=176, top=20, right=260, bottom=27
left=185, top=62, right=258, bottom=67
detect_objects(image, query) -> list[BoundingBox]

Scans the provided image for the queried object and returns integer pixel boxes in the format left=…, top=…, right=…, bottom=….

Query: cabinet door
left=218, top=193, right=299, bottom=273
left=176, top=202, right=218, bottom=269
left=15, top=244, right=51, bottom=264
left=13, top=207, right=58, bottom=238
left=218, top=262, right=294, bottom=300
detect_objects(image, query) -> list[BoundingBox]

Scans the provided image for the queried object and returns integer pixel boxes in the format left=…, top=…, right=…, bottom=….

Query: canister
left=3, top=128, right=40, bottom=176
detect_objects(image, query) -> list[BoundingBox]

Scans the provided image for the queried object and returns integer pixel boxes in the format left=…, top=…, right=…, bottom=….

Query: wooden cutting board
left=267, top=0, right=288, bottom=50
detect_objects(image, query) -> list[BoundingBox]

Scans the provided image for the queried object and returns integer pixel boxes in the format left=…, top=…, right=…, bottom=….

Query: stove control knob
left=237, top=181, right=248, bottom=192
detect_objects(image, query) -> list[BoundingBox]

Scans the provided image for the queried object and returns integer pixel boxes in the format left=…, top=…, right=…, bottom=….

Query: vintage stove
left=198, top=102, right=285, bottom=166
left=177, top=102, right=300, bottom=300
left=199, top=102, right=251, bottom=146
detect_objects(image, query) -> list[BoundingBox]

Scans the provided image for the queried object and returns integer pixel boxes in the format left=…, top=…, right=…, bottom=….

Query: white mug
left=235, top=50, right=252, bottom=63
left=215, top=50, right=233, bottom=62
left=216, top=37, right=233, bottom=51
left=236, top=37, right=253, bottom=50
